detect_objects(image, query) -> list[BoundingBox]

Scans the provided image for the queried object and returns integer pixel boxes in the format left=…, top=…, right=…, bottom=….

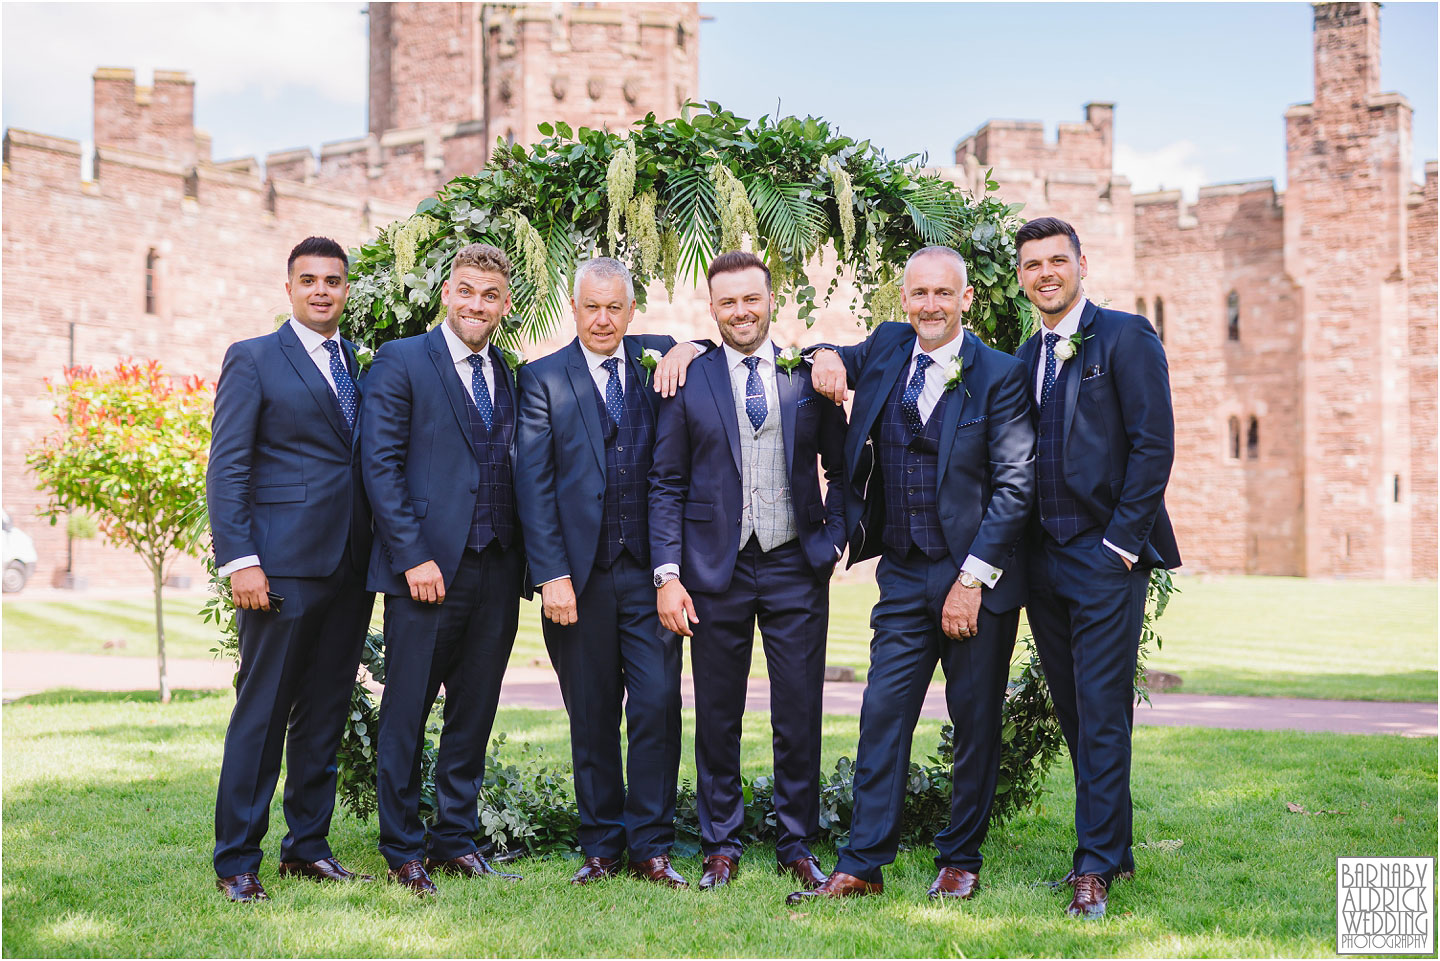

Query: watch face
left=654, top=574, right=666, bottom=588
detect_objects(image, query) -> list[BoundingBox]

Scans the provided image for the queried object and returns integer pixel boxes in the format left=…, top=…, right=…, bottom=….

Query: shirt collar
left=910, top=330, right=965, bottom=368
left=439, top=319, right=487, bottom=365
left=579, top=339, right=623, bottom=373
left=723, top=337, right=773, bottom=372
left=1044, top=297, right=1088, bottom=341
left=288, top=317, right=340, bottom=354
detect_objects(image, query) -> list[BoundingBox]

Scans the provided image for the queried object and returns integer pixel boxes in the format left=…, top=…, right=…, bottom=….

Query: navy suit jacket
left=207, top=322, right=371, bottom=578
left=834, top=323, right=1035, bottom=614
left=1015, top=301, right=1180, bottom=570
left=515, top=334, right=676, bottom=595
left=649, top=343, right=848, bottom=595
left=360, top=325, right=527, bottom=597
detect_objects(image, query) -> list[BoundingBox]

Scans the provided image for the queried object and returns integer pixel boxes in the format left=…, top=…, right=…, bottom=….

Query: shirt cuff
left=688, top=340, right=710, bottom=353
left=653, top=563, right=680, bottom=582
left=1103, top=539, right=1139, bottom=565
left=834, top=544, right=843, bottom=559
left=218, top=555, right=261, bottom=578
left=536, top=574, right=572, bottom=588
left=961, top=554, right=1002, bottom=588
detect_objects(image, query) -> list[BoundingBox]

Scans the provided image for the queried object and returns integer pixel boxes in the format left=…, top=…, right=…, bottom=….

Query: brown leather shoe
left=570, top=856, right=622, bottom=884
left=786, top=870, right=882, bottom=905
left=928, top=866, right=979, bottom=900
left=388, top=859, right=438, bottom=897
left=698, top=854, right=737, bottom=890
left=778, top=855, right=827, bottom=890
left=1062, top=867, right=1134, bottom=885
left=1066, top=873, right=1108, bottom=919
left=628, top=854, right=689, bottom=888
left=425, top=851, right=522, bottom=881
left=278, top=856, right=374, bottom=882
left=216, top=872, right=269, bottom=902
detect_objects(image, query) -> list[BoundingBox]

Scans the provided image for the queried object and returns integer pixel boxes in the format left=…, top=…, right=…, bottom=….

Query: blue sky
left=3, top=2, right=1435, bottom=197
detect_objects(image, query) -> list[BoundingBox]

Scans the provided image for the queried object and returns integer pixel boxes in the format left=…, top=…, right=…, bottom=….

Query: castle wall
left=1406, top=163, right=1437, bottom=577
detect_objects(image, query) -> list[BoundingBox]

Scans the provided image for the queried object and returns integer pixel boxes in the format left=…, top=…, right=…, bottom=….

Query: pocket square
left=1082, top=365, right=1104, bottom=380
left=796, top=395, right=815, bottom=408
left=957, top=415, right=989, bottom=429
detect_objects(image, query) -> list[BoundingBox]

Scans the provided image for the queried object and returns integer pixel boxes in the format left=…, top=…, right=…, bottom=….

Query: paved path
left=5, top=650, right=1434, bottom=737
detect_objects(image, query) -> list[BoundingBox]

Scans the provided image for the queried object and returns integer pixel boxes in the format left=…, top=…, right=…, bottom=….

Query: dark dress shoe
left=388, top=859, right=439, bottom=897
left=698, top=854, right=737, bottom=890
left=278, top=857, right=374, bottom=882
left=1067, top=873, right=1108, bottom=919
left=425, top=851, right=522, bottom=881
left=629, top=854, right=689, bottom=888
left=1062, top=867, right=1134, bottom=885
left=570, top=856, right=622, bottom=884
left=786, top=870, right=882, bottom=905
left=928, top=866, right=979, bottom=900
left=778, top=855, right=827, bottom=890
left=216, top=872, right=269, bottom=902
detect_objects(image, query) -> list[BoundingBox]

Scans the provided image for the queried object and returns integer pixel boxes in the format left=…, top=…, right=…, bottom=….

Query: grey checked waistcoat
left=732, top=377, right=797, bottom=551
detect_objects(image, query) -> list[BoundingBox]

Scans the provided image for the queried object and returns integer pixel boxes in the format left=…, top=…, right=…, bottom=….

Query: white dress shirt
left=722, top=337, right=780, bottom=424
left=579, top=340, right=627, bottom=397
left=219, top=318, right=348, bottom=577
left=1032, top=298, right=1138, bottom=566
left=438, top=320, right=496, bottom=408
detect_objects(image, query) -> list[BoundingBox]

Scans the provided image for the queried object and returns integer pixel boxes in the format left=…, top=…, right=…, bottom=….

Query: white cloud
left=1114, top=140, right=1210, bottom=202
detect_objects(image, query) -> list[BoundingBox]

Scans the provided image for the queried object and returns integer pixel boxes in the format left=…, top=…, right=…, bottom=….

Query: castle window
left=676, top=24, right=686, bottom=49
left=1227, top=290, right=1240, bottom=341
left=1394, top=474, right=1402, bottom=503
left=145, top=249, right=159, bottom=315
left=1246, top=416, right=1259, bottom=459
left=1228, top=417, right=1241, bottom=459
left=1136, top=297, right=1147, bottom=316
left=1154, top=296, right=1165, bottom=342
left=505, top=129, right=516, bottom=147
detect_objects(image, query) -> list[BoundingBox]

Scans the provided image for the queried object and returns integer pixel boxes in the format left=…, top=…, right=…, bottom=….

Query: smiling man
left=361, top=243, right=529, bottom=897
left=1012, top=217, right=1180, bottom=919
left=649, top=251, right=848, bottom=891
left=207, top=236, right=374, bottom=902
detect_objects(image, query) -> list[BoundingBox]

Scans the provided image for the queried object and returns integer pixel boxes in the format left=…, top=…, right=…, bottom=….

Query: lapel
left=935, top=332, right=977, bottom=487
left=426, top=325, right=480, bottom=461
left=849, top=328, right=914, bottom=472
left=277, top=322, right=349, bottom=443
left=623, top=338, right=658, bottom=417
left=565, top=339, right=606, bottom=475
left=1061, top=300, right=1098, bottom=451
left=775, top=342, right=799, bottom=473
left=700, top=347, right=743, bottom=477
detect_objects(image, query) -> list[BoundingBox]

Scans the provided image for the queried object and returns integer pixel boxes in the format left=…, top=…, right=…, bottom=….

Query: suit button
left=619, top=537, right=626, bottom=544
left=907, top=467, right=915, bottom=474
left=617, top=446, right=625, bottom=453
left=909, top=509, right=917, bottom=516
left=908, top=488, right=916, bottom=496
left=620, top=468, right=627, bottom=475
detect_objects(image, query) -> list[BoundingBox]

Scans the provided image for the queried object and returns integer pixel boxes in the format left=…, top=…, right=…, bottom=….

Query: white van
left=2, top=510, right=38, bottom=593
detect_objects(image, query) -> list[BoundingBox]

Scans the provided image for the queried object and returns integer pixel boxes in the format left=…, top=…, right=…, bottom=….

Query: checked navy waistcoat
left=592, top=376, right=653, bottom=570
left=463, top=368, right=517, bottom=552
left=878, top=368, right=952, bottom=561
left=1035, top=358, right=1094, bottom=544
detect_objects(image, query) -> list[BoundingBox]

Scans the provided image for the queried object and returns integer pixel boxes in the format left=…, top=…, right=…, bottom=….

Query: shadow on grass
left=7, top=688, right=230, bottom=707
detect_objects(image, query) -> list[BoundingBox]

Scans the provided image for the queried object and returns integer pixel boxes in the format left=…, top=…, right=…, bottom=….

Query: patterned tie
left=742, top=356, right=767, bottom=431
left=467, top=353, right=493, bottom=431
left=321, top=340, right=357, bottom=427
left=901, top=353, right=934, bottom=434
left=1041, top=332, right=1061, bottom=409
left=601, top=357, right=624, bottom=425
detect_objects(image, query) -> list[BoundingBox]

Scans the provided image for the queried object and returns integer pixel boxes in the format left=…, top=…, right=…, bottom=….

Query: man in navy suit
left=361, top=243, right=528, bottom=897
left=207, top=236, right=374, bottom=902
left=793, top=246, right=1036, bottom=904
left=515, top=257, right=702, bottom=889
left=650, top=251, right=848, bottom=892
left=1012, top=217, right=1180, bottom=919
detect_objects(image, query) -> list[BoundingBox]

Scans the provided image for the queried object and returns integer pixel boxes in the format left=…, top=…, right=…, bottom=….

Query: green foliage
left=27, top=360, right=212, bottom=702
left=343, top=102, right=1031, bottom=352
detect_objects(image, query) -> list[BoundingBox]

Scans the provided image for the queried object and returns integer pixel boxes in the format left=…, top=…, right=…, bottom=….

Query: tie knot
left=1045, top=332, right=1061, bottom=347
left=601, top=357, right=620, bottom=374
left=467, top=352, right=486, bottom=370
left=322, top=340, right=341, bottom=356
left=742, top=356, right=760, bottom=372
left=914, top=353, right=934, bottom=372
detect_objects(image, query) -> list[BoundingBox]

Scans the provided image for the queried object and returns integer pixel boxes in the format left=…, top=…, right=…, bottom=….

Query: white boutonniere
left=1053, top=331, right=1089, bottom=362
left=776, top=345, right=803, bottom=378
left=942, top=356, right=964, bottom=391
left=502, top=347, right=526, bottom=374
left=640, top=347, right=663, bottom=385
left=353, top=343, right=375, bottom=370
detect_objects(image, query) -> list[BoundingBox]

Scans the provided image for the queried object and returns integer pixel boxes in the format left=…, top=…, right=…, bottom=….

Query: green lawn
left=3, top=695, right=1434, bottom=957
left=4, top=574, right=1435, bottom=701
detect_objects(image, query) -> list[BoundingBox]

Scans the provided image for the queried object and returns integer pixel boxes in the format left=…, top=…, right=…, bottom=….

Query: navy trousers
left=375, top=542, right=523, bottom=869
left=213, top=559, right=372, bottom=877
left=1027, top=532, right=1147, bottom=883
left=835, top=549, right=1018, bottom=883
left=689, top=537, right=828, bottom=865
left=543, top=553, right=682, bottom=862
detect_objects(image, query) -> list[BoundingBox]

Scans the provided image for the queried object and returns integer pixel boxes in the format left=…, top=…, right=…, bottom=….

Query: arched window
left=1246, top=416, right=1259, bottom=459
left=1227, top=290, right=1240, bottom=341
left=676, top=23, right=686, bottom=49
left=1228, top=416, right=1241, bottom=459
left=1154, top=296, right=1165, bottom=342
left=145, top=249, right=159, bottom=315
left=505, top=129, right=516, bottom=148
left=1136, top=297, right=1147, bottom=317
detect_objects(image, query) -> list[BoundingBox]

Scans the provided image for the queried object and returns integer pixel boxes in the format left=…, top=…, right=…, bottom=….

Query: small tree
left=28, top=360, right=212, bottom=703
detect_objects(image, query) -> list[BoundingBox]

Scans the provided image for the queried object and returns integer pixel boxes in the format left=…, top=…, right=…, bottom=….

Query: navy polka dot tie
left=901, top=353, right=933, bottom=434
left=601, top=357, right=624, bottom=425
left=742, top=356, right=767, bottom=431
left=321, top=340, right=357, bottom=427
left=467, top=353, right=493, bottom=431
left=1041, top=332, right=1061, bottom=409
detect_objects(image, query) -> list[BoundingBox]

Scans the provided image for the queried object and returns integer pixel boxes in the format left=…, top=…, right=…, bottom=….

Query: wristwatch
left=654, top=571, right=677, bottom=588
left=957, top=571, right=981, bottom=589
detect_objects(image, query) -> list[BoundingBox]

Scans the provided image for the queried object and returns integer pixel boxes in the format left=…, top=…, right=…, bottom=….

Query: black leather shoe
left=217, top=872, right=269, bottom=902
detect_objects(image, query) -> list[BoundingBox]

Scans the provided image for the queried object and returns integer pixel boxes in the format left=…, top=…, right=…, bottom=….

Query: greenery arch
left=211, top=102, right=1172, bottom=857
